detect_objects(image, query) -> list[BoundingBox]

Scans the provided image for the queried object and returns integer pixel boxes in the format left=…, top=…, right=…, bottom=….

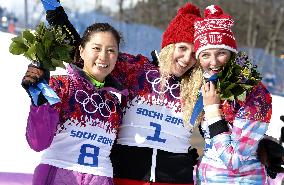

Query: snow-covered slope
left=0, top=31, right=42, bottom=175
left=266, top=95, right=284, bottom=139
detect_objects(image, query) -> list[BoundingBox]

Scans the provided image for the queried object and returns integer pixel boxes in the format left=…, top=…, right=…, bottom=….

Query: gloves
left=281, top=125, right=284, bottom=143
left=188, top=147, right=199, bottom=166
left=257, top=137, right=284, bottom=179
left=22, top=64, right=49, bottom=87
left=151, top=50, right=159, bottom=67
left=22, top=64, right=50, bottom=106
left=44, top=2, right=81, bottom=62
left=280, top=115, right=284, bottom=122
left=41, top=0, right=61, bottom=11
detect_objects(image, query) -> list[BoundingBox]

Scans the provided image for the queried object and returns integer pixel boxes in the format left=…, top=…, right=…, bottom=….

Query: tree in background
left=116, top=0, right=284, bottom=58
left=112, top=0, right=284, bottom=96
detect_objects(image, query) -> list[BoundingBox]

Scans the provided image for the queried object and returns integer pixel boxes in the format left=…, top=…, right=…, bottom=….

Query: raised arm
left=41, top=0, right=81, bottom=58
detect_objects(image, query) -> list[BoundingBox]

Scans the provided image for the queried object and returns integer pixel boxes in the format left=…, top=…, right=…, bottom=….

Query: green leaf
left=35, top=22, right=45, bottom=37
left=9, top=42, right=29, bottom=55
left=23, top=30, right=35, bottom=45
left=236, top=91, right=246, bottom=101
left=42, top=60, right=56, bottom=71
left=220, top=90, right=234, bottom=101
left=224, top=83, right=236, bottom=90
left=9, top=21, right=74, bottom=72
left=51, top=58, right=66, bottom=69
left=219, top=81, right=231, bottom=90
left=216, top=51, right=262, bottom=102
left=231, top=85, right=245, bottom=97
left=35, top=42, right=45, bottom=62
left=25, top=45, right=37, bottom=61
left=60, top=49, right=72, bottom=61
left=43, top=29, right=54, bottom=52
left=11, top=35, right=24, bottom=43
left=53, top=45, right=73, bottom=61
left=240, top=84, right=253, bottom=90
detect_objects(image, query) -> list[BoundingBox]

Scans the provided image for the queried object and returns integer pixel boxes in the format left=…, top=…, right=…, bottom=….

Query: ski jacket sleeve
left=112, top=53, right=156, bottom=90
left=25, top=75, right=70, bottom=152
left=208, top=82, right=272, bottom=170
left=26, top=104, right=59, bottom=152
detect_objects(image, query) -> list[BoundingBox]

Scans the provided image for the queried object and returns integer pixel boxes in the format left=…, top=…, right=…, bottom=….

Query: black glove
left=198, top=124, right=205, bottom=138
left=46, top=6, right=81, bottom=62
left=281, top=126, right=284, bottom=144
left=22, top=64, right=50, bottom=106
left=188, top=147, right=199, bottom=166
left=280, top=115, right=284, bottom=122
left=257, top=137, right=284, bottom=179
left=151, top=50, right=159, bottom=67
left=22, top=64, right=49, bottom=87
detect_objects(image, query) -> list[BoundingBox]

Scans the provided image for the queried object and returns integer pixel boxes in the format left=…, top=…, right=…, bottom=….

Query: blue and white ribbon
left=28, top=79, right=60, bottom=106
left=189, top=74, right=218, bottom=126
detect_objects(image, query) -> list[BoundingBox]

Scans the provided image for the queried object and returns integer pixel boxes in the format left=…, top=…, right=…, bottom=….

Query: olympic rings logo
left=75, top=90, right=116, bottom=117
left=145, top=70, right=180, bottom=99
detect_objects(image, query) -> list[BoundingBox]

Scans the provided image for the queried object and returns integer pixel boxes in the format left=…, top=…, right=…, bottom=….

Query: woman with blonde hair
left=111, top=3, right=203, bottom=184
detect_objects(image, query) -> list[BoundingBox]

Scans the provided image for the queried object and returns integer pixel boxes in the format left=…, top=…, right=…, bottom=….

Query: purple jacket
left=26, top=65, right=126, bottom=151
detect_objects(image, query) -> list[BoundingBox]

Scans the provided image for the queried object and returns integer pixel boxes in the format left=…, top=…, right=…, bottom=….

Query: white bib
left=41, top=116, right=116, bottom=177
left=117, top=95, right=193, bottom=153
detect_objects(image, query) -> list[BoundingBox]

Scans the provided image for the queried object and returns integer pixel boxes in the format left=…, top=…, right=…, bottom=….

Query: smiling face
left=198, top=48, right=232, bottom=76
left=80, top=32, right=119, bottom=82
left=170, top=42, right=196, bottom=77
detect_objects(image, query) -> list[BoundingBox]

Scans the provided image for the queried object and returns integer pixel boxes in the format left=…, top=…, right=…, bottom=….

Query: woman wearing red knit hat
left=31, top=1, right=204, bottom=184
left=193, top=5, right=272, bottom=184
left=111, top=3, right=203, bottom=185
left=108, top=3, right=204, bottom=185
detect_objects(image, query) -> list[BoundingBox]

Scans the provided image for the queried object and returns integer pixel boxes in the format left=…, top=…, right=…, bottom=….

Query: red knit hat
left=194, top=5, right=237, bottom=58
left=161, top=3, right=201, bottom=48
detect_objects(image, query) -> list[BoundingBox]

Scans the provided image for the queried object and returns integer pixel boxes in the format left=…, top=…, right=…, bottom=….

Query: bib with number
left=41, top=65, right=123, bottom=177
left=117, top=70, right=193, bottom=153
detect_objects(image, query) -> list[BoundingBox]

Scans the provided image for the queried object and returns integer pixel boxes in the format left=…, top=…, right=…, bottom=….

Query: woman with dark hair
left=22, top=23, right=127, bottom=185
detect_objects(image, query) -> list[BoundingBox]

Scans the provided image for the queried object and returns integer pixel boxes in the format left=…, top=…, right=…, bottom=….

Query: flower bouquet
left=9, top=22, right=74, bottom=105
left=9, top=22, right=74, bottom=70
left=216, top=51, right=262, bottom=101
